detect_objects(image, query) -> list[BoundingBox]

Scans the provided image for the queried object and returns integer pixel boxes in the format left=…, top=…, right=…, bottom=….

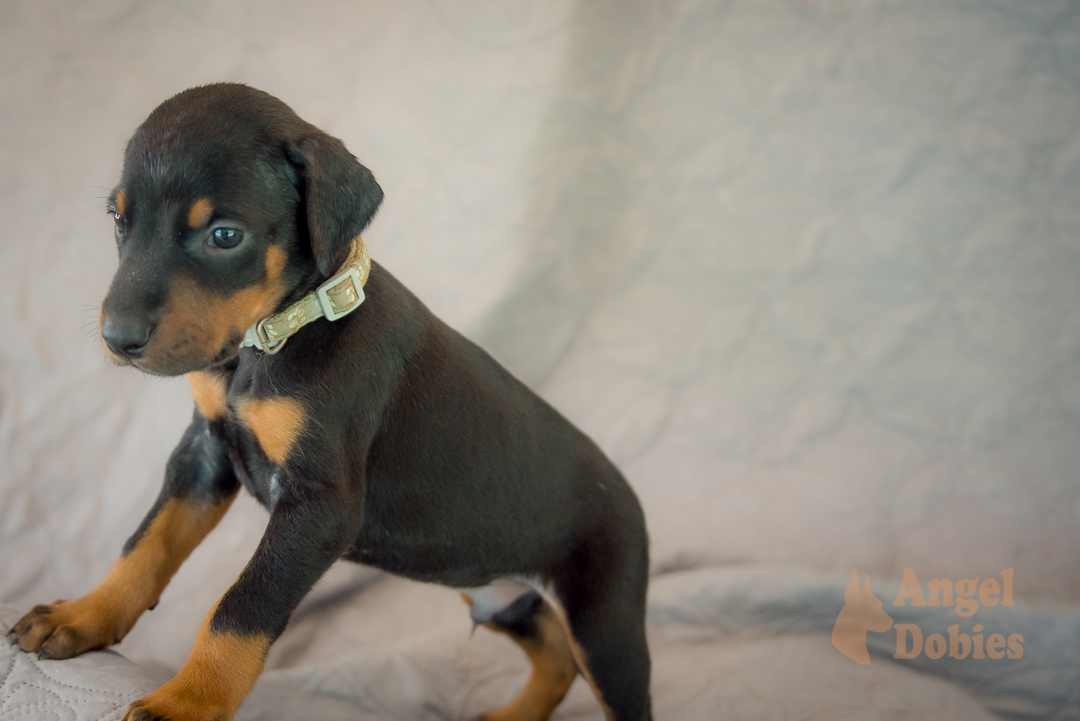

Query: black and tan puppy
left=8, top=84, right=651, bottom=721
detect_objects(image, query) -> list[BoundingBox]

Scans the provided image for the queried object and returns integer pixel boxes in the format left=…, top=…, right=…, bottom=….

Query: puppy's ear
left=286, top=133, right=383, bottom=276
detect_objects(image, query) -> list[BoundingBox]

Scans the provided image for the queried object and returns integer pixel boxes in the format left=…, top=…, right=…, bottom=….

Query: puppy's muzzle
left=101, top=315, right=156, bottom=359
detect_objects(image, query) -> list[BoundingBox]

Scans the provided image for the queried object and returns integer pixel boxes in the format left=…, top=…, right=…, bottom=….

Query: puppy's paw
left=8, top=598, right=119, bottom=659
left=122, top=685, right=230, bottom=721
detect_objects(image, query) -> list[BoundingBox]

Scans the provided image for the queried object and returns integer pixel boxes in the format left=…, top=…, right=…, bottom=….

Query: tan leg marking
left=547, top=603, right=616, bottom=721
left=10, top=494, right=236, bottom=659
left=474, top=598, right=579, bottom=721
left=187, top=197, right=214, bottom=229
left=123, top=599, right=270, bottom=721
left=188, top=371, right=229, bottom=420
left=238, top=396, right=305, bottom=465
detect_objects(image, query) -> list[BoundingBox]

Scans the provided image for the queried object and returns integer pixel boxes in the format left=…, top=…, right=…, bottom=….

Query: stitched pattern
left=0, top=654, right=139, bottom=721
left=29, top=657, right=128, bottom=699
left=0, top=607, right=159, bottom=721
left=2, top=682, right=69, bottom=720
left=0, top=657, right=14, bottom=691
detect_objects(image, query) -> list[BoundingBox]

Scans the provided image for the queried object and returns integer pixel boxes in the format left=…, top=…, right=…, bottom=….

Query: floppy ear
left=286, top=133, right=383, bottom=276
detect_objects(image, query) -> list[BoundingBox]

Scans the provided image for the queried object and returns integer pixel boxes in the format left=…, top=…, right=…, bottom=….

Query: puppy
left=9, top=83, right=652, bottom=721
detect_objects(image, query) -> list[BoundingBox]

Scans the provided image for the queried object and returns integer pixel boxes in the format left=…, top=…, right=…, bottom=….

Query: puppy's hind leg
left=551, top=483, right=653, bottom=721
left=466, top=589, right=578, bottom=721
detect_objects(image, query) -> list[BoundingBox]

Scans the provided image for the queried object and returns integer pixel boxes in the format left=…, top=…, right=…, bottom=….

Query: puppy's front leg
left=8, top=410, right=238, bottom=659
left=123, top=482, right=357, bottom=721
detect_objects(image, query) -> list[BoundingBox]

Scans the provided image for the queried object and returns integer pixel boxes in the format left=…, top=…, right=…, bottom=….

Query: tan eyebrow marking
left=188, top=198, right=214, bottom=229
left=114, top=190, right=126, bottom=217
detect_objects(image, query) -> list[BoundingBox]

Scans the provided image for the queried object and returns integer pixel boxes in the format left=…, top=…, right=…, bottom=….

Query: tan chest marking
left=238, top=396, right=306, bottom=465
left=188, top=371, right=229, bottom=420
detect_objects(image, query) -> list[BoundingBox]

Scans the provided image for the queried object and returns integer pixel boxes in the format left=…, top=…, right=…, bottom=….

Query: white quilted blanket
left=3, top=0, right=1079, bottom=719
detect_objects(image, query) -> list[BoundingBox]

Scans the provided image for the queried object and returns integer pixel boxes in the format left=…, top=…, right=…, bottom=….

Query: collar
left=241, top=236, right=371, bottom=354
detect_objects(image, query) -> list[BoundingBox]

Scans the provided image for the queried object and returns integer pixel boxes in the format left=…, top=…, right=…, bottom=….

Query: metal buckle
left=254, top=317, right=288, bottom=355
left=316, top=266, right=364, bottom=321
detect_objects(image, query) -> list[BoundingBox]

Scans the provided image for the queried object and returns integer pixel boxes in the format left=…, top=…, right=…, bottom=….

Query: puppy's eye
left=209, top=228, right=244, bottom=249
left=112, top=212, right=127, bottom=242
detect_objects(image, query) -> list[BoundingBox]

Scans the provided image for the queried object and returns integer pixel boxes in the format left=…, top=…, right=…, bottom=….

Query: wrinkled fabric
left=2, top=0, right=1079, bottom=718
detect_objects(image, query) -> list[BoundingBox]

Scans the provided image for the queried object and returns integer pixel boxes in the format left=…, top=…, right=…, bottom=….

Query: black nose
left=101, top=317, right=155, bottom=358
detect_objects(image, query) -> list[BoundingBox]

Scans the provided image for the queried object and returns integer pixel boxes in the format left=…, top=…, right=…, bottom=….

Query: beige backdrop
left=2, top=1, right=1079, bottom=718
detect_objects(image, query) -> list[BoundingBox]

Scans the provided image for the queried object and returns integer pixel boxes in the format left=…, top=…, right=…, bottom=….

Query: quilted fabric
left=0, top=606, right=166, bottom=721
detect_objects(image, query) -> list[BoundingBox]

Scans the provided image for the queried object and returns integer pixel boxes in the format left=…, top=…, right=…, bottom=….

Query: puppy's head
left=100, top=83, right=382, bottom=376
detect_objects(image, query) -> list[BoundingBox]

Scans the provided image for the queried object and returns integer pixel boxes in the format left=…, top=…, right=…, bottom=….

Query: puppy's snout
left=101, top=316, right=156, bottom=359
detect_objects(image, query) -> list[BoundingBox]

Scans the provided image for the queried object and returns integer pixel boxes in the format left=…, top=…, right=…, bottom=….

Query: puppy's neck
left=242, top=236, right=370, bottom=354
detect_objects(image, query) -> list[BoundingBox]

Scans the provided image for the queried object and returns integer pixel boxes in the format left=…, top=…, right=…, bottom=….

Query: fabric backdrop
left=2, top=1, right=1079, bottom=719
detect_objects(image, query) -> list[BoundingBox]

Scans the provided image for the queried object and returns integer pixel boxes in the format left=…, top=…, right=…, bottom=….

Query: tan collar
left=241, top=236, right=371, bottom=354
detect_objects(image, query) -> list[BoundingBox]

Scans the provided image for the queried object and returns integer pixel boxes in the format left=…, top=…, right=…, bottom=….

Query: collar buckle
left=316, top=266, right=364, bottom=321
left=240, top=236, right=370, bottom=355
left=253, top=317, right=288, bottom=355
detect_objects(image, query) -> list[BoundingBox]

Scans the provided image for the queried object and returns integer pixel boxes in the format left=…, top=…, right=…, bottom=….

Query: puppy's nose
left=101, top=317, right=155, bottom=358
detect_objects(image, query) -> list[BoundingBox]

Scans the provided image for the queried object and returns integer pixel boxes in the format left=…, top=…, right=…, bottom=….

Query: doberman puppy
left=8, top=84, right=652, bottom=721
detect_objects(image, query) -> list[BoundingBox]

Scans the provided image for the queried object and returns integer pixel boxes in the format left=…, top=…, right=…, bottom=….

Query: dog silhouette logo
left=832, top=569, right=894, bottom=665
